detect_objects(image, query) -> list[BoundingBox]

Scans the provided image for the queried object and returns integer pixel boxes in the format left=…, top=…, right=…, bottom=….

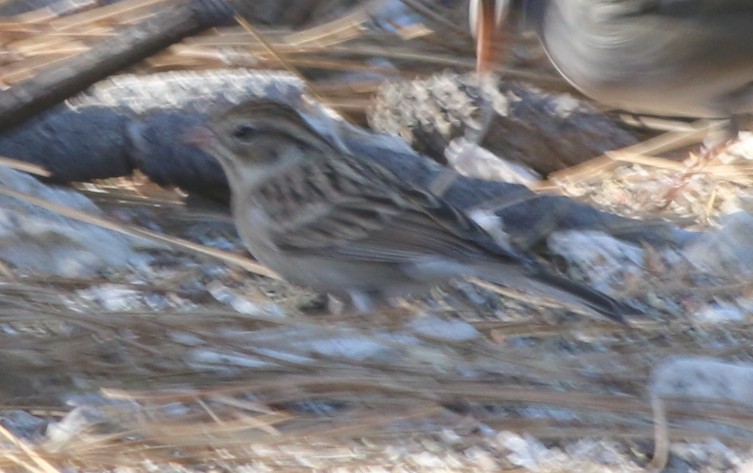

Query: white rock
left=547, top=230, right=644, bottom=293
left=692, top=302, right=748, bottom=324
left=0, top=167, right=153, bottom=277
left=76, top=284, right=143, bottom=311
left=408, top=315, right=480, bottom=342
left=307, top=336, right=394, bottom=362
left=496, top=431, right=549, bottom=470
left=651, top=356, right=753, bottom=407
left=685, top=211, right=753, bottom=275
left=446, top=138, right=539, bottom=185
left=207, top=281, right=283, bottom=317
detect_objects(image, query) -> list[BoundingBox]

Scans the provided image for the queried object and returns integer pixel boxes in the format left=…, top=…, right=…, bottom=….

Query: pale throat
left=223, top=142, right=309, bottom=194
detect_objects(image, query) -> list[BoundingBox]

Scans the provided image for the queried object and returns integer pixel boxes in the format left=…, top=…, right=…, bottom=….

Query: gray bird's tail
left=528, top=269, right=641, bottom=324
left=472, top=263, right=641, bottom=324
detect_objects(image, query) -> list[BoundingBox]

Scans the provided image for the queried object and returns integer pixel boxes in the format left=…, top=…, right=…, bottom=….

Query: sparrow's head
left=185, top=99, right=337, bottom=186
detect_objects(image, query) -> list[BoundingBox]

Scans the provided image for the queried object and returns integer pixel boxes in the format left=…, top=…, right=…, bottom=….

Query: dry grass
left=0, top=244, right=751, bottom=471
left=0, top=173, right=748, bottom=470
left=0, top=0, right=474, bottom=122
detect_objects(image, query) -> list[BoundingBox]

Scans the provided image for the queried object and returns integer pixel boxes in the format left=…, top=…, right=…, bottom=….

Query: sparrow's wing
left=260, top=152, right=639, bottom=322
left=260, top=152, right=529, bottom=266
left=252, top=144, right=640, bottom=322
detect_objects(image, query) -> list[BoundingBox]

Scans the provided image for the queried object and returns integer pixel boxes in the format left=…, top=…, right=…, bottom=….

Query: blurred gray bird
left=471, top=0, right=753, bottom=142
left=188, top=99, right=639, bottom=322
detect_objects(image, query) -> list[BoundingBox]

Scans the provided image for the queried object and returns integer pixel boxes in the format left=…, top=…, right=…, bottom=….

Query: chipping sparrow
left=189, top=99, right=640, bottom=321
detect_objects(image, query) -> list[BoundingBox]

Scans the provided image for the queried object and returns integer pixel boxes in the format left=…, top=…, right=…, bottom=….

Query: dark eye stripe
left=232, top=124, right=256, bottom=141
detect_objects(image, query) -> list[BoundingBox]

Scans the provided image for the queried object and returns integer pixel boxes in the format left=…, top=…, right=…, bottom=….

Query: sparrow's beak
left=180, top=125, right=217, bottom=148
left=469, top=0, right=510, bottom=74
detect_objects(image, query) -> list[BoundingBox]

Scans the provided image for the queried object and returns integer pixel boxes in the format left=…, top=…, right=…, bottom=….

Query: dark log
left=370, top=73, right=639, bottom=174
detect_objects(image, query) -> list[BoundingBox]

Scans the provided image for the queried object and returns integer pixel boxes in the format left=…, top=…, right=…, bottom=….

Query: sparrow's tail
left=472, top=263, right=642, bottom=324
left=529, top=269, right=642, bottom=324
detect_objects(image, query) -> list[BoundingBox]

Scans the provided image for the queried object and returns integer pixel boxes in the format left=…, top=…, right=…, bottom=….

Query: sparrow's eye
left=231, top=124, right=256, bottom=142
